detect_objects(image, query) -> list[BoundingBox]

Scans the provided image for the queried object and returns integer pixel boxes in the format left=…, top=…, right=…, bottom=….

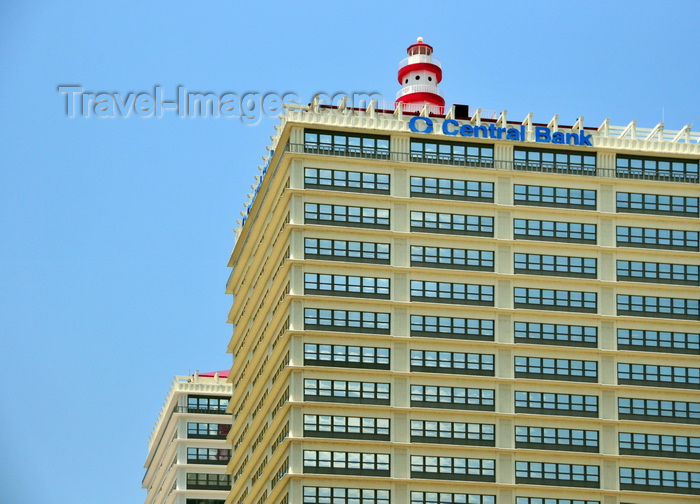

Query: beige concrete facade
left=144, top=372, right=233, bottom=504
left=225, top=105, right=699, bottom=504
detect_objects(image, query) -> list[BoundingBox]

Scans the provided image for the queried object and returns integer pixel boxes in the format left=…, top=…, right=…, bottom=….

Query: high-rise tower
left=223, top=40, right=699, bottom=504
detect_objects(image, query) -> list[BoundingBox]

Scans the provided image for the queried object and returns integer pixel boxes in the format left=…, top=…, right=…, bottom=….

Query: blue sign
left=408, top=116, right=593, bottom=146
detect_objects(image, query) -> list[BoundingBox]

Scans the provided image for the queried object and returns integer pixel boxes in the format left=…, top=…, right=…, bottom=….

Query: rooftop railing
left=396, top=84, right=445, bottom=100
left=399, top=54, right=442, bottom=69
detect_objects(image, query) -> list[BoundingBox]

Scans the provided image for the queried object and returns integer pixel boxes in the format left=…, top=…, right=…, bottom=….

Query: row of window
left=617, top=294, right=699, bottom=319
left=617, top=260, right=699, bottom=285
left=617, top=226, right=699, bottom=250
left=304, top=273, right=390, bottom=298
left=303, top=414, right=390, bottom=440
left=514, top=185, right=596, bottom=208
left=411, top=177, right=494, bottom=200
left=304, top=130, right=699, bottom=182
left=305, top=241, right=698, bottom=285
left=304, top=130, right=389, bottom=158
left=303, top=309, right=699, bottom=352
left=619, top=467, right=700, bottom=494
left=303, top=379, right=390, bottom=404
left=187, top=423, right=230, bottom=439
left=410, top=211, right=494, bottom=236
left=302, top=489, right=601, bottom=504
left=514, top=288, right=597, bottom=312
left=411, top=246, right=494, bottom=270
left=304, top=167, right=389, bottom=193
left=302, top=453, right=696, bottom=494
left=514, top=254, right=596, bottom=278
left=304, top=238, right=390, bottom=263
left=302, top=450, right=389, bottom=475
left=302, top=279, right=698, bottom=318
left=305, top=203, right=699, bottom=250
left=410, top=140, right=494, bottom=166
left=303, top=488, right=390, bottom=504
left=303, top=343, right=390, bottom=369
left=617, top=363, right=699, bottom=388
left=303, top=345, right=698, bottom=388
left=515, top=462, right=599, bottom=488
left=186, top=395, right=228, bottom=414
left=515, top=426, right=598, bottom=452
left=410, top=350, right=494, bottom=375
left=410, top=281, right=494, bottom=305
left=304, top=166, right=699, bottom=216
left=291, top=413, right=700, bottom=458
left=514, top=148, right=596, bottom=175
left=514, top=357, right=598, bottom=382
left=410, top=456, right=495, bottom=481
left=186, top=473, right=231, bottom=490
left=410, top=420, right=495, bottom=445
left=187, top=448, right=231, bottom=464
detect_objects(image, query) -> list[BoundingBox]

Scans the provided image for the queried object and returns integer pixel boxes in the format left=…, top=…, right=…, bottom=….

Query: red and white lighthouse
left=396, top=37, right=445, bottom=112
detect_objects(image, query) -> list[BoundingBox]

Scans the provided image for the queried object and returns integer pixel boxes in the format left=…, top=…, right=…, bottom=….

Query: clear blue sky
left=0, top=2, right=698, bottom=503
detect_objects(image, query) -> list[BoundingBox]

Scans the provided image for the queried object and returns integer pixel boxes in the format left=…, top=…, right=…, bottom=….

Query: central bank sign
left=409, top=116, right=593, bottom=147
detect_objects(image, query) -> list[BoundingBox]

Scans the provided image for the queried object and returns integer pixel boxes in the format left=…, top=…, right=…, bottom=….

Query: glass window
left=514, top=184, right=596, bottom=208
left=304, top=379, right=390, bottom=404
left=303, top=487, right=390, bottom=504
left=411, top=281, right=494, bottom=305
left=514, top=219, right=596, bottom=243
left=303, top=415, right=389, bottom=440
left=411, top=246, right=494, bottom=270
left=303, top=451, right=390, bottom=475
left=411, top=139, right=493, bottom=166
left=410, top=315, right=494, bottom=340
left=411, top=492, right=495, bottom=504
left=618, top=397, right=700, bottom=424
left=410, top=350, right=495, bottom=376
left=515, top=461, right=599, bottom=488
left=304, top=273, right=390, bottom=298
left=515, top=357, right=598, bottom=382
left=616, top=154, right=699, bottom=182
left=410, top=420, right=495, bottom=446
left=187, top=395, right=229, bottom=414
left=304, top=203, right=390, bottom=229
left=617, top=192, right=699, bottom=216
left=515, top=253, right=597, bottom=278
left=617, top=294, right=700, bottom=319
left=617, top=328, right=699, bottom=354
left=515, top=321, right=597, bottom=347
left=515, top=391, right=598, bottom=417
left=410, top=455, right=495, bottom=481
left=618, top=363, right=699, bottom=388
left=617, top=260, right=699, bottom=285
left=514, top=147, right=596, bottom=175
left=305, top=238, right=390, bottom=264
left=304, top=129, right=390, bottom=159
left=619, top=467, right=700, bottom=494
left=304, top=308, right=390, bottom=334
left=304, top=343, right=390, bottom=369
left=515, top=426, right=599, bottom=452
left=411, top=176, right=494, bottom=201
left=411, top=211, right=494, bottom=236
left=305, top=167, right=389, bottom=193
left=411, top=385, right=495, bottom=410
left=515, top=288, right=597, bottom=312
left=616, top=226, right=699, bottom=251
left=619, top=432, right=700, bottom=459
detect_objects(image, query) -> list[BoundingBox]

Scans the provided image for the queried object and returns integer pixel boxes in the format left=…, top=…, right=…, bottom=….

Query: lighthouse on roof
left=396, top=37, right=445, bottom=112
